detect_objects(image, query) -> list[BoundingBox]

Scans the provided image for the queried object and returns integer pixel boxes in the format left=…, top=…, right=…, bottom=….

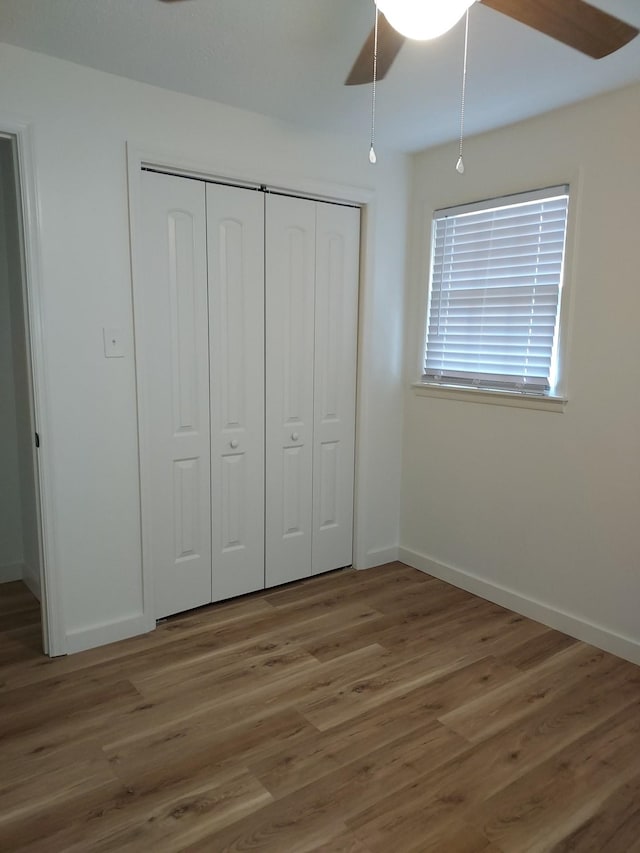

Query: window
left=423, top=186, right=569, bottom=396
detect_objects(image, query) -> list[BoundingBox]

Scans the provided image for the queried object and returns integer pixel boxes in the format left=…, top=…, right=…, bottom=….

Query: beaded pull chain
left=456, top=8, right=470, bottom=174
left=369, top=3, right=379, bottom=164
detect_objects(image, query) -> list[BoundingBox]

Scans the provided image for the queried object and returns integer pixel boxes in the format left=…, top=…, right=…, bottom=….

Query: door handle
left=230, top=439, right=239, bottom=449
left=291, top=432, right=299, bottom=442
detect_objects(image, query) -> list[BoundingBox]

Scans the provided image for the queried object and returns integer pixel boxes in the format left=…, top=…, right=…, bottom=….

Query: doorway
left=0, top=134, right=45, bottom=655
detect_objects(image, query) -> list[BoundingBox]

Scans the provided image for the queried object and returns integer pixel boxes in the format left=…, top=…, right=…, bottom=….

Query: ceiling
left=1, top=0, right=639, bottom=152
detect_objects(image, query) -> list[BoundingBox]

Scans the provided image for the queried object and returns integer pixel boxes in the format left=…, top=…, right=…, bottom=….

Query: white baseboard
left=399, top=547, right=640, bottom=666
left=0, top=562, right=23, bottom=583
left=355, top=546, right=399, bottom=570
left=65, top=613, right=153, bottom=655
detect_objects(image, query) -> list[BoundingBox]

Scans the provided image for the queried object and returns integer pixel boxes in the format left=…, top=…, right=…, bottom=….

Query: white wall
left=0, top=141, right=24, bottom=581
left=0, top=43, right=408, bottom=652
left=400, top=83, right=640, bottom=664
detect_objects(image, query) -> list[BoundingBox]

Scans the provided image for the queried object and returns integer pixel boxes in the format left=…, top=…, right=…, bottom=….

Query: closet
left=136, top=170, right=360, bottom=619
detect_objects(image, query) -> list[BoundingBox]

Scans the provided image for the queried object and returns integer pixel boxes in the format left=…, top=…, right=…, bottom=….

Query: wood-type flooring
left=2, top=564, right=640, bottom=852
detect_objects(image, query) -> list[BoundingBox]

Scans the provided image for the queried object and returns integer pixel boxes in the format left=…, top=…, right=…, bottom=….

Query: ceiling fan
left=345, top=0, right=639, bottom=85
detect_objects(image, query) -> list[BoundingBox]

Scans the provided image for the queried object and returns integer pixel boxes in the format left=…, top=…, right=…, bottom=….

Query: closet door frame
left=127, top=144, right=375, bottom=631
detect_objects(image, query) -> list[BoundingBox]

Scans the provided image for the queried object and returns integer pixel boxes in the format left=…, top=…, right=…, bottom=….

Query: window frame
left=415, top=184, right=572, bottom=410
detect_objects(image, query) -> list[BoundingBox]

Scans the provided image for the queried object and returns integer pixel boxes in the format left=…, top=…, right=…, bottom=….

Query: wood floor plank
left=184, top=719, right=466, bottom=853
left=104, top=707, right=314, bottom=787
left=0, top=750, right=119, bottom=832
left=0, top=624, right=43, bottom=669
left=1, top=563, right=640, bottom=852
left=347, top=672, right=640, bottom=850
left=300, top=613, right=393, bottom=662
left=375, top=598, right=548, bottom=666
left=131, top=603, right=384, bottom=703
left=249, top=683, right=459, bottom=798
left=1, top=687, right=147, bottom=780
left=47, top=766, right=272, bottom=853
left=496, top=627, right=579, bottom=671
left=365, top=579, right=476, bottom=618
left=263, top=564, right=429, bottom=608
left=249, top=659, right=494, bottom=799
left=0, top=778, right=127, bottom=853
left=306, top=830, right=373, bottom=852
left=355, top=822, right=499, bottom=853
left=121, top=605, right=383, bottom=707
left=0, top=676, right=142, bottom=741
left=0, top=581, right=40, bottom=614
left=299, top=654, right=520, bottom=732
left=2, top=647, right=378, bottom=773
left=440, top=644, right=636, bottom=742
left=0, top=582, right=42, bottom=677
left=121, top=645, right=389, bottom=754
left=466, top=701, right=640, bottom=852
left=0, top=607, right=41, bottom=631
left=548, top=771, right=640, bottom=852
left=184, top=809, right=351, bottom=853
left=130, top=634, right=319, bottom=702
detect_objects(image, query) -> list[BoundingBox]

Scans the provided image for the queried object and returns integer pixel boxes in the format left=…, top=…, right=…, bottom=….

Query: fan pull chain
left=369, top=2, right=379, bottom=164
left=456, top=8, right=470, bottom=174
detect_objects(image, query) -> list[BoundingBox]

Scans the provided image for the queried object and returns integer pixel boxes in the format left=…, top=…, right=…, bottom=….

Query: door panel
left=173, top=457, right=201, bottom=560
left=312, top=202, right=360, bottom=574
left=265, top=194, right=316, bottom=587
left=207, top=183, right=265, bottom=600
left=139, top=171, right=212, bottom=618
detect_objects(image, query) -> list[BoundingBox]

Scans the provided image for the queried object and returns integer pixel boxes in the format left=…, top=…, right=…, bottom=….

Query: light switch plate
left=103, top=327, right=125, bottom=358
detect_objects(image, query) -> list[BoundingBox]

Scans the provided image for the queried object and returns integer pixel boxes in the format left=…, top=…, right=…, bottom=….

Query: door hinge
left=35, top=432, right=40, bottom=448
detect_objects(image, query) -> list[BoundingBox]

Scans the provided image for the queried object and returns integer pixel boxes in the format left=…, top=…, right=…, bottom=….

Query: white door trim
left=127, top=143, right=378, bottom=627
left=0, top=116, right=66, bottom=656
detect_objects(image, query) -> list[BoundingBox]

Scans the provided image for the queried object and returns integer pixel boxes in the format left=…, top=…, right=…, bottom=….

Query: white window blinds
left=424, top=186, right=569, bottom=394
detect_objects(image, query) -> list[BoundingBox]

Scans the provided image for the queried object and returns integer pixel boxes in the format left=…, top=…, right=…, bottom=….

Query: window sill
left=412, top=382, right=567, bottom=413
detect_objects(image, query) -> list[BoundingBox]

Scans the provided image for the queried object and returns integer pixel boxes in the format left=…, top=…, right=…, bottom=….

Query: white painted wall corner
left=0, top=561, right=23, bottom=583
left=21, top=561, right=41, bottom=600
left=355, top=546, right=399, bottom=570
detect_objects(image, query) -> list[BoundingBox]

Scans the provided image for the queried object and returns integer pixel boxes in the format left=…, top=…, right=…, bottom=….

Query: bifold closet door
left=138, top=171, right=212, bottom=618
left=312, top=201, right=360, bottom=575
left=265, top=194, right=360, bottom=587
left=265, top=194, right=316, bottom=587
left=138, top=174, right=359, bottom=614
left=207, top=183, right=265, bottom=601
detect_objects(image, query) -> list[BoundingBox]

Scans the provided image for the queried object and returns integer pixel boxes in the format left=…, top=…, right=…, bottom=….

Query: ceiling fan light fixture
left=376, top=0, right=477, bottom=41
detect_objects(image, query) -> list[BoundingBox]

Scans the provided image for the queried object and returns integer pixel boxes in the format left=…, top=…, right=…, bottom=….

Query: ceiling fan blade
left=479, top=0, right=639, bottom=58
left=345, top=13, right=406, bottom=85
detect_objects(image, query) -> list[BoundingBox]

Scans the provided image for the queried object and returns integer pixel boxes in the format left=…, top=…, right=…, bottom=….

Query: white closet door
left=312, top=202, right=360, bottom=574
left=265, top=194, right=316, bottom=587
left=138, top=171, right=212, bottom=618
left=207, top=184, right=265, bottom=601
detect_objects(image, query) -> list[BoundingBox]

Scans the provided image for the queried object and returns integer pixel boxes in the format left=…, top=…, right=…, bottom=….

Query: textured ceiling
left=1, top=0, right=639, bottom=152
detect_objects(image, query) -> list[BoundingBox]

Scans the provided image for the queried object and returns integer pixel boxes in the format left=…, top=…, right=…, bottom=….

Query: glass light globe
left=377, top=0, right=477, bottom=41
